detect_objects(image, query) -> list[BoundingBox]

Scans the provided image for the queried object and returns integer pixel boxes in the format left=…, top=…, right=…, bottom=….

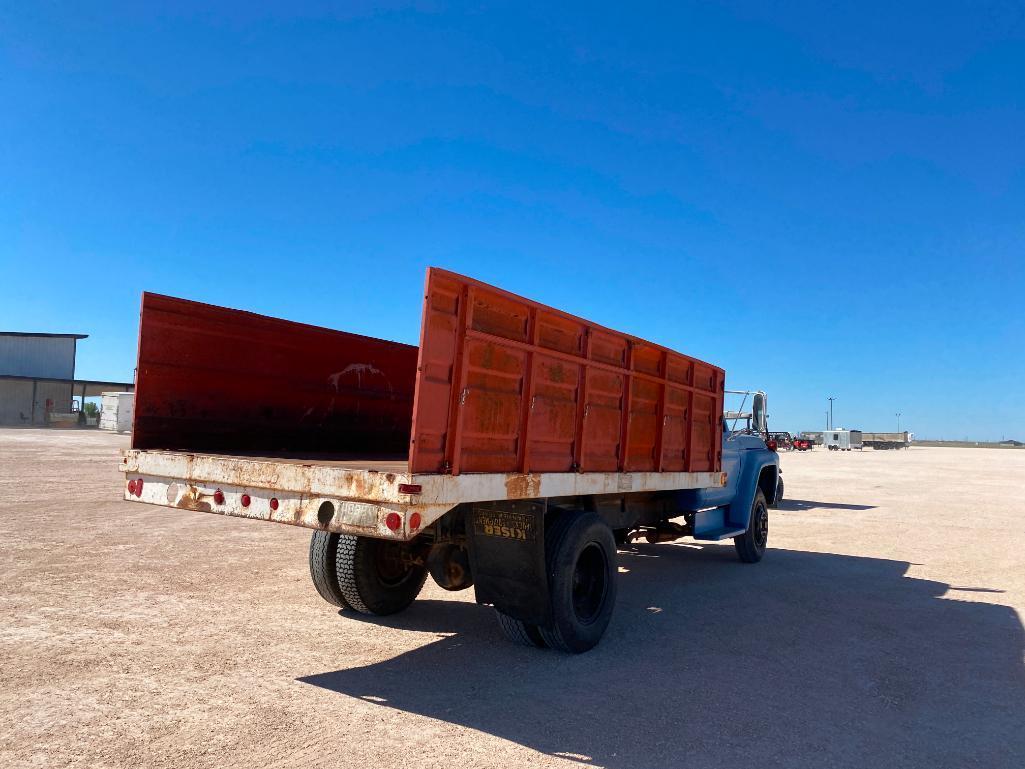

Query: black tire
left=495, top=610, right=548, bottom=648
left=336, top=535, right=428, bottom=615
left=770, top=477, right=784, bottom=508
left=538, top=511, right=618, bottom=653
left=734, top=489, right=769, bottom=563
left=309, top=531, right=352, bottom=609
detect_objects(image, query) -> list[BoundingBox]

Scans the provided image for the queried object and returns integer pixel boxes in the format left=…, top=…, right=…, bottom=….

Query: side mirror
left=751, top=392, right=767, bottom=433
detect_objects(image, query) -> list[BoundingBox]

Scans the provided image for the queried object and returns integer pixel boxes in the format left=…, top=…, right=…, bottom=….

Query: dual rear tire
left=495, top=510, right=618, bottom=654
left=309, top=532, right=428, bottom=615
left=311, top=499, right=765, bottom=652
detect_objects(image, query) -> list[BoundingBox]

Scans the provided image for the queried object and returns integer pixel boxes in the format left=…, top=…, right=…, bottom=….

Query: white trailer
left=823, top=429, right=862, bottom=451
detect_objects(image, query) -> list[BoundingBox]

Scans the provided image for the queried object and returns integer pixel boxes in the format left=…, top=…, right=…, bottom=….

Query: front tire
left=538, top=511, right=618, bottom=653
left=335, top=535, right=428, bottom=615
left=734, top=489, right=769, bottom=563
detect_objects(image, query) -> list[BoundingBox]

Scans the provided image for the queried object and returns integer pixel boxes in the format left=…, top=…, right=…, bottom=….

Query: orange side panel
left=133, top=293, right=417, bottom=456
left=408, top=268, right=724, bottom=475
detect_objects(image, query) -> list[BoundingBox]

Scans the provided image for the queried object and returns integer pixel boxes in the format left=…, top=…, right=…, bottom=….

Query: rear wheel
left=734, top=490, right=769, bottom=563
left=335, top=535, right=428, bottom=615
left=538, top=511, right=618, bottom=653
left=495, top=611, right=548, bottom=648
left=309, top=531, right=352, bottom=609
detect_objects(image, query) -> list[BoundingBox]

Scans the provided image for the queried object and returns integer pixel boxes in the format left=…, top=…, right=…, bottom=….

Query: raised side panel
left=527, top=354, right=580, bottom=472
left=409, top=268, right=725, bottom=475
left=408, top=273, right=465, bottom=473
left=132, top=293, right=417, bottom=456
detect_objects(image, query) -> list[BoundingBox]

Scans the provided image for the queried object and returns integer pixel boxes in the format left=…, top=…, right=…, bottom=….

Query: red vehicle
left=119, top=267, right=781, bottom=653
left=792, top=438, right=814, bottom=451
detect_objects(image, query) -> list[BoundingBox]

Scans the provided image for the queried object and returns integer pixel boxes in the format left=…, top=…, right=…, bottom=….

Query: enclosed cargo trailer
left=823, top=429, right=862, bottom=451
left=121, top=267, right=777, bottom=652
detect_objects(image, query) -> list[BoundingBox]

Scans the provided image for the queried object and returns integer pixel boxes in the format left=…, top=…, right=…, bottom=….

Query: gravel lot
left=2, top=428, right=1023, bottom=768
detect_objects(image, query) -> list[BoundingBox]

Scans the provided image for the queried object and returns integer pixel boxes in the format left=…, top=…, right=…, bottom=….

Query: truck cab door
left=721, top=424, right=742, bottom=486
left=694, top=425, right=742, bottom=508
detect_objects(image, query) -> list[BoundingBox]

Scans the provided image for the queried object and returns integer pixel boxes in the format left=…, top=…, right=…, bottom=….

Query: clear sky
left=2, top=3, right=1022, bottom=440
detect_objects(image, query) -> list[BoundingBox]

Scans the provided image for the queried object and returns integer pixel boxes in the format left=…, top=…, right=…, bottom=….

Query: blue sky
left=2, top=2, right=1023, bottom=439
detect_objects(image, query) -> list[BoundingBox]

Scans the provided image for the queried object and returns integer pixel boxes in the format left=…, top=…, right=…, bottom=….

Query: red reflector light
left=269, top=498, right=279, bottom=511
left=127, top=479, right=136, bottom=495
left=213, top=489, right=225, bottom=505
left=134, top=478, right=144, bottom=497
left=240, top=494, right=251, bottom=507
left=384, top=512, right=402, bottom=531
left=398, top=484, right=422, bottom=495
left=409, top=512, right=422, bottom=530
left=767, top=440, right=778, bottom=452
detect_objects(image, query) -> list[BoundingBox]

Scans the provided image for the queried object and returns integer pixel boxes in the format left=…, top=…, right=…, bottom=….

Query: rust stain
left=504, top=473, right=542, bottom=499
left=176, top=485, right=213, bottom=512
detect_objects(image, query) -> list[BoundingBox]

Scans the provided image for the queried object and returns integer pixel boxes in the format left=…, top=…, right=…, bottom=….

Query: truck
left=119, top=268, right=780, bottom=653
left=861, top=431, right=913, bottom=450
left=724, top=388, right=785, bottom=503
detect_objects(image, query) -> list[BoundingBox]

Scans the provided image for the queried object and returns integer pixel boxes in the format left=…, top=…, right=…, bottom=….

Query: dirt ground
left=1, top=428, right=1023, bottom=769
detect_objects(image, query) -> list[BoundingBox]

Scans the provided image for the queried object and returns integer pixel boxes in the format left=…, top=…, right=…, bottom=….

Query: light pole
left=827, top=397, right=836, bottom=430
left=896, top=412, right=901, bottom=433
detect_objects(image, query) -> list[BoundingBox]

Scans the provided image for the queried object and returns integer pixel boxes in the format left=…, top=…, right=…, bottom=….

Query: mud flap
left=465, top=500, right=550, bottom=626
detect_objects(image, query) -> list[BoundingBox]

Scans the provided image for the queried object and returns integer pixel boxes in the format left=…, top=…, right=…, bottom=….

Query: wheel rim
left=753, top=502, right=769, bottom=549
left=374, top=541, right=416, bottom=587
left=572, top=542, right=609, bottom=624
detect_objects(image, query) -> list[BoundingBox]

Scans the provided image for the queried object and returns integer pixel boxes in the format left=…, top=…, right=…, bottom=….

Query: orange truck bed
left=122, top=267, right=725, bottom=539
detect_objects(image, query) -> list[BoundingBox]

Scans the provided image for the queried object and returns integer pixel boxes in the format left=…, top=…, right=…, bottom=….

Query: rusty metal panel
left=407, top=272, right=466, bottom=473
left=408, top=268, right=725, bottom=475
left=132, top=293, right=418, bottom=455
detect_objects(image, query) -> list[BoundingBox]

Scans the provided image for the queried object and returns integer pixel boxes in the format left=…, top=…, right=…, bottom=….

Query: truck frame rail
left=121, top=449, right=725, bottom=541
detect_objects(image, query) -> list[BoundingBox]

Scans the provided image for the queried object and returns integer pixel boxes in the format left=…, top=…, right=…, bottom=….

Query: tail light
left=767, top=439, right=778, bottom=452
left=213, top=489, right=225, bottom=505
left=384, top=512, right=402, bottom=531
left=240, top=494, right=251, bottom=507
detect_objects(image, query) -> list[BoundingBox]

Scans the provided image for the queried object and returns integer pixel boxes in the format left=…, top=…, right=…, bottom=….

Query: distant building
left=0, top=332, right=134, bottom=426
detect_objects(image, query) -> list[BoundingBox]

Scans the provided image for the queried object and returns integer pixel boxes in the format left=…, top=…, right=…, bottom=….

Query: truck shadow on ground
left=775, top=498, right=877, bottom=511
left=300, top=543, right=1025, bottom=769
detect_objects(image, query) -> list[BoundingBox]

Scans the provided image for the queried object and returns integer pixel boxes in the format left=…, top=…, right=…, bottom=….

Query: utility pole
left=896, top=412, right=901, bottom=433
left=827, top=397, right=836, bottom=430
